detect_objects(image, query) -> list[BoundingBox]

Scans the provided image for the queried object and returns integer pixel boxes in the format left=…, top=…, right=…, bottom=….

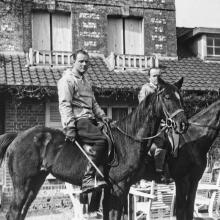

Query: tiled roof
left=0, top=53, right=220, bottom=93
left=161, top=57, right=220, bottom=92
left=0, top=53, right=148, bottom=92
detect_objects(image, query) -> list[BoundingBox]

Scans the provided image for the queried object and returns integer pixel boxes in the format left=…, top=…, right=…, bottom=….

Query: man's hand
left=102, top=116, right=112, bottom=124
left=64, top=127, right=76, bottom=142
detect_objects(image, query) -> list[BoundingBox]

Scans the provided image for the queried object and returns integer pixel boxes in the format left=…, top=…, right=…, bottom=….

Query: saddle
left=97, top=121, right=115, bottom=162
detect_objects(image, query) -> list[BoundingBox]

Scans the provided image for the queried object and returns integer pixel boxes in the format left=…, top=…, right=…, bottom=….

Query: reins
left=114, top=89, right=185, bottom=143
left=115, top=125, right=168, bottom=143
left=189, top=122, right=219, bottom=130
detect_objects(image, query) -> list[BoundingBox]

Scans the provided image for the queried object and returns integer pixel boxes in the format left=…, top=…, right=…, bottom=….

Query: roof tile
left=0, top=53, right=220, bottom=92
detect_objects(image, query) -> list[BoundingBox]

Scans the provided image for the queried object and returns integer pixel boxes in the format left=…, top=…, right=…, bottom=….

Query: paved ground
left=0, top=211, right=212, bottom=219
left=0, top=209, right=102, bottom=220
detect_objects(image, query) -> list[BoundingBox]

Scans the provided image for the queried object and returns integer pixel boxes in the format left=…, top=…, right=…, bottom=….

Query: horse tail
left=0, top=132, right=17, bottom=166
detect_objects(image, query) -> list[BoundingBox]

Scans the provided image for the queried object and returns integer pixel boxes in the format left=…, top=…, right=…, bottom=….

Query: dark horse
left=169, top=99, right=220, bottom=220
left=0, top=77, right=188, bottom=220
left=143, top=99, right=220, bottom=220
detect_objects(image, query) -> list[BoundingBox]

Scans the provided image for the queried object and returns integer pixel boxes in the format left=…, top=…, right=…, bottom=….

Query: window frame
left=32, top=10, right=72, bottom=52
left=45, top=101, right=135, bottom=129
left=107, top=16, right=144, bottom=55
left=207, top=36, right=220, bottom=57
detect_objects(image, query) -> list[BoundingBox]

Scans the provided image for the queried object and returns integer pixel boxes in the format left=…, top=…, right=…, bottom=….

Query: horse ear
left=174, top=77, right=184, bottom=90
left=157, top=77, right=166, bottom=89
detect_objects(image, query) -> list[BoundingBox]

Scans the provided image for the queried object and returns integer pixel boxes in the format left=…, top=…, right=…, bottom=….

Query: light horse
left=0, top=77, right=187, bottom=220
left=143, top=99, right=220, bottom=220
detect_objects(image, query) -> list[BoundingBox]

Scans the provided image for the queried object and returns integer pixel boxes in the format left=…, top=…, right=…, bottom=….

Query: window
left=45, top=103, right=108, bottom=129
left=45, top=102, right=62, bottom=129
left=32, top=11, right=71, bottom=52
left=207, top=37, right=220, bottom=57
left=112, top=108, right=129, bottom=121
left=45, top=103, right=133, bottom=128
left=107, top=17, right=144, bottom=55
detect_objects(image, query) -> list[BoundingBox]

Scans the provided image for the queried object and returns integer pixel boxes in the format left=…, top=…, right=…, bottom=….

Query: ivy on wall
left=1, top=86, right=220, bottom=167
left=182, top=91, right=220, bottom=118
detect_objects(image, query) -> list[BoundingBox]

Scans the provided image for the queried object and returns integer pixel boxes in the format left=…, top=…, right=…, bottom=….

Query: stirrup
left=81, top=176, right=107, bottom=194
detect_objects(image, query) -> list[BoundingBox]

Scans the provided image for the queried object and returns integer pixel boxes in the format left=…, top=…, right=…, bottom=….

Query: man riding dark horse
left=56, top=49, right=111, bottom=194
left=138, top=68, right=172, bottom=183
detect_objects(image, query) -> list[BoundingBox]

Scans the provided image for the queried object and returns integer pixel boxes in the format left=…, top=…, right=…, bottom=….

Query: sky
left=175, top=0, right=220, bottom=28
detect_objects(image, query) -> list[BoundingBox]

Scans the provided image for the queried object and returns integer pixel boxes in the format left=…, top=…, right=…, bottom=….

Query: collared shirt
left=57, top=69, right=105, bottom=129
left=138, top=82, right=157, bottom=103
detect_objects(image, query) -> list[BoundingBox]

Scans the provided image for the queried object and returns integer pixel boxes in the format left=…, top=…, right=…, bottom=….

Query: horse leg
left=185, top=180, right=199, bottom=220
left=20, top=172, right=48, bottom=219
left=6, top=179, right=32, bottom=220
left=103, top=187, right=128, bottom=220
left=175, top=179, right=190, bottom=220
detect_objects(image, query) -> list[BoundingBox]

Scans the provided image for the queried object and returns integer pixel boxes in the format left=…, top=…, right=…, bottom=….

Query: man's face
left=73, top=53, right=89, bottom=75
left=149, top=69, right=160, bottom=86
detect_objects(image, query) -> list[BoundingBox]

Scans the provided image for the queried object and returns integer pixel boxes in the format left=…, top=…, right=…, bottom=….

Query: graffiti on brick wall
left=82, top=22, right=97, bottom=29
left=142, top=0, right=166, bottom=3
left=150, top=16, right=167, bottom=51
left=79, top=12, right=101, bottom=51
left=151, top=17, right=167, bottom=24
left=84, top=41, right=97, bottom=47
left=79, top=31, right=101, bottom=38
left=79, top=12, right=100, bottom=19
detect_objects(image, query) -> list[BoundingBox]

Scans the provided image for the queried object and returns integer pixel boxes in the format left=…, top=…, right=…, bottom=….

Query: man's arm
left=57, top=77, right=76, bottom=129
left=92, top=94, right=106, bottom=119
left=138, top=84, right=151, bottom=103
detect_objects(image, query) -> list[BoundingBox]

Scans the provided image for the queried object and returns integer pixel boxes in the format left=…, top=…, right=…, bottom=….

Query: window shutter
left=32, top=12, right=50, bottom=50
left=107, top=18, right=123, bottom=54
left=125, top=18, right=144, bottom=55
left=52, top=13, right=71, bottom=52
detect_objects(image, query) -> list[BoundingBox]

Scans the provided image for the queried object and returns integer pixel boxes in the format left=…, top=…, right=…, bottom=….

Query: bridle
left=159, top=89, right=184, bottom=130
left=115, top=88, right=185, bottom=142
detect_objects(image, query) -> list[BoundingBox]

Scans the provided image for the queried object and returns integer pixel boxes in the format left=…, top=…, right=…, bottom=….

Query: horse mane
left=190, top=100, right=220, bottom=122
left=116, top=92, right=158, bottom=134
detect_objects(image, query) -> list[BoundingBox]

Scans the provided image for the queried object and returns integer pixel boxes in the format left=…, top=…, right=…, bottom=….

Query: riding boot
left=81, top=162, right=107, bottom=194
left=154, top=148, right=171, bottom=184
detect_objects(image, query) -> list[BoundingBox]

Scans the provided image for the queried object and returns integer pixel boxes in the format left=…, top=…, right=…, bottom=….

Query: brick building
left=0, top=0, right=220, bottom=210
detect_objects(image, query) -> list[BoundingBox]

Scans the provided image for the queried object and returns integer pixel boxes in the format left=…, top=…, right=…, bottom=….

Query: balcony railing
left=107, top=53, right=159, bottom=70
left=28, top=48, right=73, bottom=66
left=27, top=49, right=159, bottom=70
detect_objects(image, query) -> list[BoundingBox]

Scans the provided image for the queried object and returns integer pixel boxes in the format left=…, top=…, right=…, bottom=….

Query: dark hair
left=72, top=49, right=89, bottom=60
left=148, top=67, right=161, bottom=76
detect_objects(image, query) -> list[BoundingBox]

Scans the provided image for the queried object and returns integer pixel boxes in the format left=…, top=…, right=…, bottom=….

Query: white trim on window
left=45, top=101, right=135, bottom=129
left=207, top=36, right=220, bottom=57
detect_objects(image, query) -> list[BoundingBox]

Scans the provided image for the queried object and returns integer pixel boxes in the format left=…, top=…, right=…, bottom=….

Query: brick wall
left=4, top=96, right=45, bottom=133
left=0, top=1, right=24, bottom=52
left=0, top=96, right=73, bottom=210
left=0, top=0, right=177, bottom=57
left=2, top=96, right=45, bottom=201
left=69, top=0, right=177, bottom=57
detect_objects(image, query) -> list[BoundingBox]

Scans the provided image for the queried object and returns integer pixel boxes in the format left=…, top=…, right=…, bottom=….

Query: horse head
left=156, top=77, right=188, bottom=134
